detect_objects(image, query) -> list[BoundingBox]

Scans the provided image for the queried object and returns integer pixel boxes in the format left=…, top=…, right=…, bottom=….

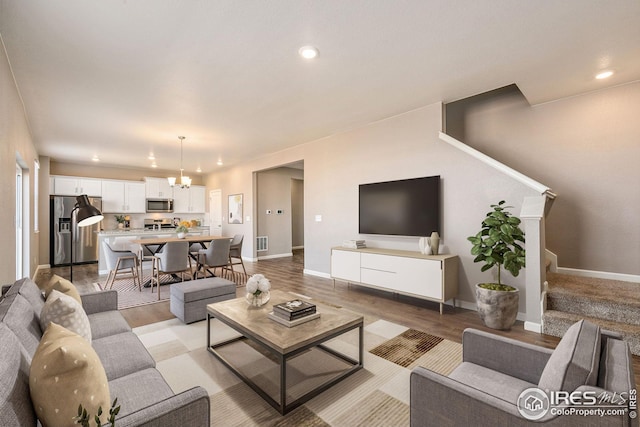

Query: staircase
left=543, top=272, right=640, bottom=355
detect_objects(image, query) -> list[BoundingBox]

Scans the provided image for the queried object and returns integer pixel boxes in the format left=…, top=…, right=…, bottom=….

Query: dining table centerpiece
left=245, top=274, right=271, bottom=307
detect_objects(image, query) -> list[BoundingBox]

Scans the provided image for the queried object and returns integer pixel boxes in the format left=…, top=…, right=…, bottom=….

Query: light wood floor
left=50, top=249, right=640, bottom=385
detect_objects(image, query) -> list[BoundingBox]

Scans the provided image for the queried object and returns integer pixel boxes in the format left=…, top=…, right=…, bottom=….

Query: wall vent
left=256, top=236, right=268, bottom=252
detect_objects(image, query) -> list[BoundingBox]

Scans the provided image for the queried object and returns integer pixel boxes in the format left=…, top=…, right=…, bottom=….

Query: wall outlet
left=266, top=209, right=272, bottom=214
left=315, top=214, right=322, bottom=222
left=277, top=209, right=283, bottom=214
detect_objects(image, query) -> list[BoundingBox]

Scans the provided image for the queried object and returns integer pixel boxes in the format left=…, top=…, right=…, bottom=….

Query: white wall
left=0, top=40, right=40, bottom=283
left=447, top=82, right=640, bottom=275
left=206, top=102, right=538, bottom=310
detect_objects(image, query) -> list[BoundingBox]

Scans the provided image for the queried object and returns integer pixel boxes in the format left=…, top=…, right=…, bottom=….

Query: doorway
left=209, top=189, right=222, bottom=236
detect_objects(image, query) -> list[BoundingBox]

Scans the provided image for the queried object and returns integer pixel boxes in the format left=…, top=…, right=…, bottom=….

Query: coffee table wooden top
left=207, top=290, right=363, bottom=354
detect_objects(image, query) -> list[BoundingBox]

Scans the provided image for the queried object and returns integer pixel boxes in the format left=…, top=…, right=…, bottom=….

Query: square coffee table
left=206, top=290, right=364, bottom=414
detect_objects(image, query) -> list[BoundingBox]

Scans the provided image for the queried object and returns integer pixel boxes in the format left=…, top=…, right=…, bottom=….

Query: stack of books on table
left=268, top=299, right=320, bottom=327
left=342, top=239, right=366, bottom=249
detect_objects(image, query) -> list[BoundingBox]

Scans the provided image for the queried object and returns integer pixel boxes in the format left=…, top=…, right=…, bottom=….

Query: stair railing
left=440, top=132, right=555, bottom=333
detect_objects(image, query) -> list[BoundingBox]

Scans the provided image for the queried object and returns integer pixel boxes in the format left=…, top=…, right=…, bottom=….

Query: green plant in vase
left=467, top=200, right=526, bottom=329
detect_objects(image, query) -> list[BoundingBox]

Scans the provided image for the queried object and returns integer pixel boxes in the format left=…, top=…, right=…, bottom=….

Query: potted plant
left=114, top=215, right=125, bottom=229
left=467, top=200, right=526, bottom=330
left=175, top=224, right=189, bottom=239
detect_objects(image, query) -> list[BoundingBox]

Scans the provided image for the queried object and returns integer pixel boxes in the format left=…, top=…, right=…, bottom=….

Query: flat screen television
left=359, top=175, right=440, bottom=237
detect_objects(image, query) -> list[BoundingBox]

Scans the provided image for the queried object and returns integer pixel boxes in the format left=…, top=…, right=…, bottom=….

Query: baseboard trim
left=556, top=267, right=640, bottom=283
left=304, top=269, right=331, bottom=279
left=524, top=321, right=542, bottom=333
left=257, top=253, right=293, bottom=261
left=292, top=246, right=304, bottom=250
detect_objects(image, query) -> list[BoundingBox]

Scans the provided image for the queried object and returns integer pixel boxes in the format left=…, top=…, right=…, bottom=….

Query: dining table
left=131, top=235, right=231, bottom=284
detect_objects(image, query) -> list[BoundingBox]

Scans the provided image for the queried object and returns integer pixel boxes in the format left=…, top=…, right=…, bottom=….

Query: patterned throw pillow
left=29, top=323, right=110, bottom=427
left=44, top=274, right=82, bottom=305
left=40, top=290, right=92, bottom=342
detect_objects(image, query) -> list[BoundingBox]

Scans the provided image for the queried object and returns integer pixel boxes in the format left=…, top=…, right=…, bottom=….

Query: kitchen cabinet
left=101, top=180, right=146, bottom=213
left=144, top=177, right=173, bottom=199
left=173, top=185, right=205, bottom=213
left=51, top=176, right=102, bottom=197
left=331, top=247, right=458, bottom=314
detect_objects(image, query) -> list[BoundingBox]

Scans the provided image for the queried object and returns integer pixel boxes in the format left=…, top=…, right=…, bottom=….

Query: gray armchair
left=411, top=320, right=637, bottom=426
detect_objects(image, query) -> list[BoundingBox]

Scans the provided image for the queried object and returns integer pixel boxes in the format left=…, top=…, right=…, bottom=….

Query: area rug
left=133, top=315, right=462, bottom=427
left=95, top=274, right=173, bottom=309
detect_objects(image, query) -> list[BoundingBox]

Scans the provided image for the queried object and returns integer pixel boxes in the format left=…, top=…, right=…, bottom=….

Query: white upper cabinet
left=51, top=176, right=102, bottom=197
left=102, top=180, right=146, bottom=213
left=173, top=185, right=205, bottom=213
left=144, top=177, right=173, bottom=199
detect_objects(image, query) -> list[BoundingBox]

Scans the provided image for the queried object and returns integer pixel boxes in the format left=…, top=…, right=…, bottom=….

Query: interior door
left=15, top=164, right=23, bottom=279
left=209, top=189, right=222, bottom=236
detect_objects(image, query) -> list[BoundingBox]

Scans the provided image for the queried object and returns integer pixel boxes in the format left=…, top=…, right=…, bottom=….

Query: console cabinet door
left=331, top=249, right=361, bottom=282
left=361, top=254, right=442, bottom=299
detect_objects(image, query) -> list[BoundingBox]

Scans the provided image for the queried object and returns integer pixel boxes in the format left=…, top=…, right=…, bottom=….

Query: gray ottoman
left=170, top=277, right=236, bottom=323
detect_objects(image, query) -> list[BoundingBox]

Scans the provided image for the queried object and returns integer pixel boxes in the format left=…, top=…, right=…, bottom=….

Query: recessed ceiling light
left=217, top=159, right=223, bottom=166
left=148, top=154, right=155, bottom=160
left=298, top=45, right=319, bottom=59
left=91, top=155, right=100, bottom=162
left=196, top=167, right=202, bottom=173
left=151, top=163, right=157, bottom=168
left=596, top=70, right=614, bottom=80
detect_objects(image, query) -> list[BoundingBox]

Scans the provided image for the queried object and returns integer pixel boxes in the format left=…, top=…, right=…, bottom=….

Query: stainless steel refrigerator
left=50, top=196, right=103, bottom=266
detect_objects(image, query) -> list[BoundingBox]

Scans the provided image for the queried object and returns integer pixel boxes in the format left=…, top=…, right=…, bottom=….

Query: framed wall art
left=228, top=193, right=243, bottom=224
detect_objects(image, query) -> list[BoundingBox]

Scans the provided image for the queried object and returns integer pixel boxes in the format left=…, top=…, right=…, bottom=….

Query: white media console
left=330, top=247, right=458, bottom=314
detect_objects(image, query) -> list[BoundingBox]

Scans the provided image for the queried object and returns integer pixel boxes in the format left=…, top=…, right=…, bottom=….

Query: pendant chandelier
left=167, top=136, right=191, bottom=188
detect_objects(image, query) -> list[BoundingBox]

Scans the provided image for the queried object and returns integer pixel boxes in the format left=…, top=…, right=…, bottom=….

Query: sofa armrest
left=462, top=328, right=553, bottom=384
left=410, top=366, right=530, bottom=426
left=81, top=290, right=118, bottom=314
left=107, top=387, right=210, bottom=427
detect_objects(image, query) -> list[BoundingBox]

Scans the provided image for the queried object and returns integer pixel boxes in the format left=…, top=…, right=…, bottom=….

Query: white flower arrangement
left=246, top=274, right=270, bottom=296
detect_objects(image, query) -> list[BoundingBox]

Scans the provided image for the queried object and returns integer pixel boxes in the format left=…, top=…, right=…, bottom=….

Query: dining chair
left=136, top=236, right=160, bottom=283
left=151, top=241, right=192, bottom=300
left=196, top=239, right=231, bottom=279
left=228, top=234, right=246, bottom=275
left=102, top=242, right=141, bottom=291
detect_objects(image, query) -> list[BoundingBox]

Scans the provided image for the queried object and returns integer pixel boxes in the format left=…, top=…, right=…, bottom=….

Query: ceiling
left=1, top=1, right=639, bottom=175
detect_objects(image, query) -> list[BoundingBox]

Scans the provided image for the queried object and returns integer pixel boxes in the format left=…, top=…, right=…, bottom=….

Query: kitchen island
left=97, top=228, right=209, bottom=274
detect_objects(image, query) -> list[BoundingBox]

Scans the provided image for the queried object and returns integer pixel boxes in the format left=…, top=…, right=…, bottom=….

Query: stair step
left=546, top=273, right=640, bottom=326
left=543, top=310, right=640, bottom=355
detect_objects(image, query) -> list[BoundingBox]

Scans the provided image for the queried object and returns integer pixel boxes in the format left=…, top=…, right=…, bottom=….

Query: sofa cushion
left=92, top=332, right=156, bottom=380
left=2, top=294, right=42, bottom=360
left=449, top=361, right=535, bottom=404
left=40, top=289, right=92, bottom=342
left=44, top=274, right=82, bottom=305
left=538, top=319, right=601, bottom=392
left=0, top=323, right=36, bottom=427
left=29, top=323, right=111, bottom=427
left=87, top=310, right=131, bottom=340
left=16, top=278, right=45, bottom=321
left=108, top=368, right=174, bottom=418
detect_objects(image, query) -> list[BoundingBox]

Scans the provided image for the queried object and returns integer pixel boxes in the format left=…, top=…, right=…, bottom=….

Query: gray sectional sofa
left=0, top=277, right=210, bottom=426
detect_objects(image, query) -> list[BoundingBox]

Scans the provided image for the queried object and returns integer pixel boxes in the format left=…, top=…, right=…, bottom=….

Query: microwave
left=146, top=198, right=174, bottom=213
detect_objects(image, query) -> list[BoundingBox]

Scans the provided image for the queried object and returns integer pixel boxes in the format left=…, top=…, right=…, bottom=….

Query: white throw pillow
left=40, top=289, right=92, bottom=343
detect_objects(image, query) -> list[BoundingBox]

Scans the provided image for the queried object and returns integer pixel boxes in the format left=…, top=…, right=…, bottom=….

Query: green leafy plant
left=467, top=200, right=526, bottom=290
left=175, top=224, right=189, bottom=233
left=75, top=398, right=120, bottom=427
left=114, top=215, right=125, bottom=223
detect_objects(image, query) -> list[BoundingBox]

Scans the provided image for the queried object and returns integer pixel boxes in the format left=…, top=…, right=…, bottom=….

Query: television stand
left=330, top=247, right=458, bottom=314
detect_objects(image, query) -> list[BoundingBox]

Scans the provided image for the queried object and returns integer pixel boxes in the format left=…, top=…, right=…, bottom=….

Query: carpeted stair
left=543, top=272, right=640, bottom=355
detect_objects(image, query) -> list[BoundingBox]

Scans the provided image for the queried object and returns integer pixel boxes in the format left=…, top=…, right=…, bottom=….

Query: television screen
left=359, top=176, right=440, bottom=237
